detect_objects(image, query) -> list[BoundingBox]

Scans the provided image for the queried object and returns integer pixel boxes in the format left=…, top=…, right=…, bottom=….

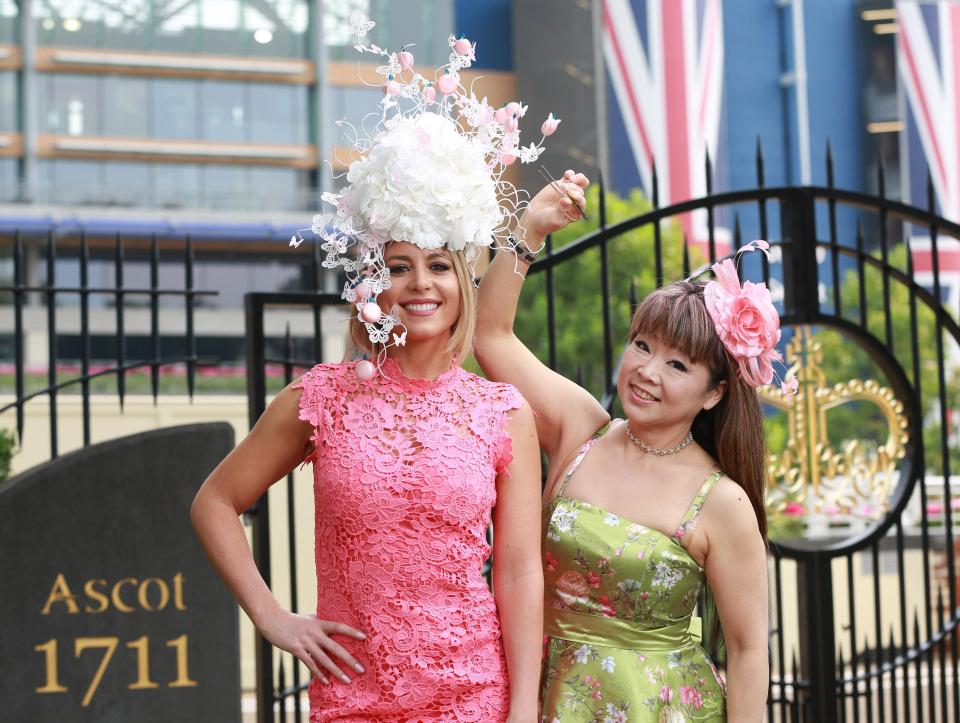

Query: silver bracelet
left=508, top=235, right=540, bottom=265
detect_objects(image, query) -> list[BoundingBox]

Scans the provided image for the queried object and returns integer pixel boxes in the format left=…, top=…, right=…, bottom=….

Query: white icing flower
left=343, top=112, right=500, bottom=250
left=519, top=142, right=545, bottom=163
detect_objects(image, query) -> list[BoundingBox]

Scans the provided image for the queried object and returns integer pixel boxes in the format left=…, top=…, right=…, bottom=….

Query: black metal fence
left=1, top=144, right=956, bottom=722
left=244, top=291, right=345, bottom=723
left=243, top=145, right=960, bottom=722
left=0, top=232, right=217, bottom=457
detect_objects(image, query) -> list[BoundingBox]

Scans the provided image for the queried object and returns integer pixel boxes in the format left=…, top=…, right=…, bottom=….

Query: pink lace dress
left=293, top=358, right=524, bottom=722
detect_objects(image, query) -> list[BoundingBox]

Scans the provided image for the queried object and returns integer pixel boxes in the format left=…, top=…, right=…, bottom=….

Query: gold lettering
left=172, top=572, right=187, bottom=610
left=74, top=637, right=119, bottom=707
left=137, top=578, right=170, bottom=612
left=166, top=635, right=199, bottom=688
left=41, top=573, right=79, bottom=615
left=83, top=579, right=109, bottom=614
left=111, top=578, right=137, bottom=613
left=126, top=636, right=160, bottom=690
left=34, top=639, right=68, bottom=693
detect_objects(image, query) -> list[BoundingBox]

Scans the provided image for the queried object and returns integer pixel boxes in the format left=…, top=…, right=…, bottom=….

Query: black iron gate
left=245, top=148, right=960, bottom=722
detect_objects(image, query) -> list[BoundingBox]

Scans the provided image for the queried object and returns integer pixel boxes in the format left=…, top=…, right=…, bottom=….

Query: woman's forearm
left=476, top=241, right=536, bottom=337
left=724, top=644, right=769, bottom=722
left=493, top=568, right=544, bottom=718
left=190, top=493, right=282, bottom=629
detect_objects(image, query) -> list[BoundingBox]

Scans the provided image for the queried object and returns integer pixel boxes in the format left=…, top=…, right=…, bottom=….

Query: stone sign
left=0, top=423, right=240, bottom=722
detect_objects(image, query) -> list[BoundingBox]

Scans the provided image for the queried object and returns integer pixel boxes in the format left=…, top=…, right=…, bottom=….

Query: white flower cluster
left=343, top=112, right=501, bottom=252
left=290, top=15, right=561, bottom=365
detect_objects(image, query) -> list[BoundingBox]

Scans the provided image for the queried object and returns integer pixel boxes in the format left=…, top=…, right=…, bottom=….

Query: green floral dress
left=540, top=433, right=727, bottom=723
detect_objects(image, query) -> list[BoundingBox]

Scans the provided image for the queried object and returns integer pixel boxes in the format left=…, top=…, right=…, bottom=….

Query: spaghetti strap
left=548, top=422, right=611, bottom=501
left=674, top=470, right=724, bottom=543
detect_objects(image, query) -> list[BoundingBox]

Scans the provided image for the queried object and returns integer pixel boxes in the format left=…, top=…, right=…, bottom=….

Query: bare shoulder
left=252, top=380, right=314, bottom=440
left=271, top=381, right=308, bottom=413
left=701, top=475, right=762, bottom=537
left=505, top=397, right=536, bottom=425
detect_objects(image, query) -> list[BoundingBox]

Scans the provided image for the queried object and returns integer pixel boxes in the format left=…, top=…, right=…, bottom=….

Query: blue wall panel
left=454, top=0, right=513, bottom=70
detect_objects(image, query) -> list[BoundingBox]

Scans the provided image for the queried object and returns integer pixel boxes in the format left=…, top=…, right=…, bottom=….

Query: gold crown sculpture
left=759, top=326, right=909, bottom=519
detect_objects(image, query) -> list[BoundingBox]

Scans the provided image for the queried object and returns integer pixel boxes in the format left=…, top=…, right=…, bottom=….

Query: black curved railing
left=238, top=144, right=960, bottom=722
left=0, top=233, right=218, bottom=456
left=516, top=149, right=960, bottom=722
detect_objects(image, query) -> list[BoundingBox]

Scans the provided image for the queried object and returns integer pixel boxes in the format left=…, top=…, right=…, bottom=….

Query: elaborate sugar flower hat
left=291, top=14, right=560, bottom=378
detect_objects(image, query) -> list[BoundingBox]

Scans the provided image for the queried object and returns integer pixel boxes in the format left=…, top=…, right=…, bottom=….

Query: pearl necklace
left=625, top=425, right=694, bottom=456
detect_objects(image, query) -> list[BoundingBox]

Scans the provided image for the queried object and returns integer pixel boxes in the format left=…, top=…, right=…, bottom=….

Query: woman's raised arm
left=475, top=171, right=608, bottom=464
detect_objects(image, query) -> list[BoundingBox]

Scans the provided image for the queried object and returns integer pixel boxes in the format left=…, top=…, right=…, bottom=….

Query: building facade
left=2, top=0, right=954, bottom=367
left=0, top=0, right=517, bottom=366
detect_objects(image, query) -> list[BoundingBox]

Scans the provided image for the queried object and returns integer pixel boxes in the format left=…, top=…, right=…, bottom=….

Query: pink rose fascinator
left=290, top=14, right=561, bottom=378
left=702, top=240, right=798, bottom=399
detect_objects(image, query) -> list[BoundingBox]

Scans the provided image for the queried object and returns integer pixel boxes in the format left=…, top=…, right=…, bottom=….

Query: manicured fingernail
left=358, top=632, right=367, bottom=640
left=341, top=674, right=351, bottom=683
left=355, top=663, right=365, bottom=673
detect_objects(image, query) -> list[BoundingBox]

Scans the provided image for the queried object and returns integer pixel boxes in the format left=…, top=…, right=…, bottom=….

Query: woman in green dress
left=475, top=172, right=772, bottom=722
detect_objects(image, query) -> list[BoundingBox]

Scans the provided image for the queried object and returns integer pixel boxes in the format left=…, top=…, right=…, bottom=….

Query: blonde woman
left=191, top=22, right=558, bottom=722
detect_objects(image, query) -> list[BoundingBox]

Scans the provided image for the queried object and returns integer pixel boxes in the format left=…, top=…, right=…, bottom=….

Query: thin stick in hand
left=538, top=165, right=589, bottom=220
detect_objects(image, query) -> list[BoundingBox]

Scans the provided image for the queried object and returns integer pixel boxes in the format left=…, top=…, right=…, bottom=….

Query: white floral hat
left=291, top=14, right=560, bottom=376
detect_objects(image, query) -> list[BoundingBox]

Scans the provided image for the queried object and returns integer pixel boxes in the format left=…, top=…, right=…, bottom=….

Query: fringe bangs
left=628, top=282, right=726, bottom=373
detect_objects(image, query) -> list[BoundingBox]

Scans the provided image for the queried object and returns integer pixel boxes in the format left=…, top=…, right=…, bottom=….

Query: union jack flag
left=896, top=0, right=960, bottom=310
left=603, top=0, right=728, bottom=257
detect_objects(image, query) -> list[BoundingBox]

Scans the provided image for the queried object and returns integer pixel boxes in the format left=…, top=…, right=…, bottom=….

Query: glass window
left=200, top=0, right=242, bottom=54
left=329, top=86, right=380, bottom=141
left=0, top=73, right=16, bottom=132
left=34, top=0, right=104, bottom=47
left=325, top=0, right=372, bottom=60
left=30, top=0, right=313, bottom=56
left=201, top=80, right=246, bottom=142
left=248, top=166, right=305, bottom=211
left=34, top=0, right=151, bottom=49
left=38, top=74, right=101, bottom=136
left=318, top=0, right=443, bottom=67
left=154, top=0, right=202, bottom=53
left=0, top=158, right=17, bottom=202
left=152, top=163, right=201, bottom=208
left=40, top=159, right=104, bottom=205
left=151, top=79, right=200, bottom=139
left=98, top=2, right=149, bottom=50
left=103, top=76, right=149, bottom=137
left=0, top=0, right=18, bottom=44
left=101, top=161, right=150, bottom=206
left=194, top=259, right=305, bottom=309
left=244, top=0, right=308, bottom=58
left=248, top=83, right=307, bottom=144
left=202, top=164, right=248, bottom=209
